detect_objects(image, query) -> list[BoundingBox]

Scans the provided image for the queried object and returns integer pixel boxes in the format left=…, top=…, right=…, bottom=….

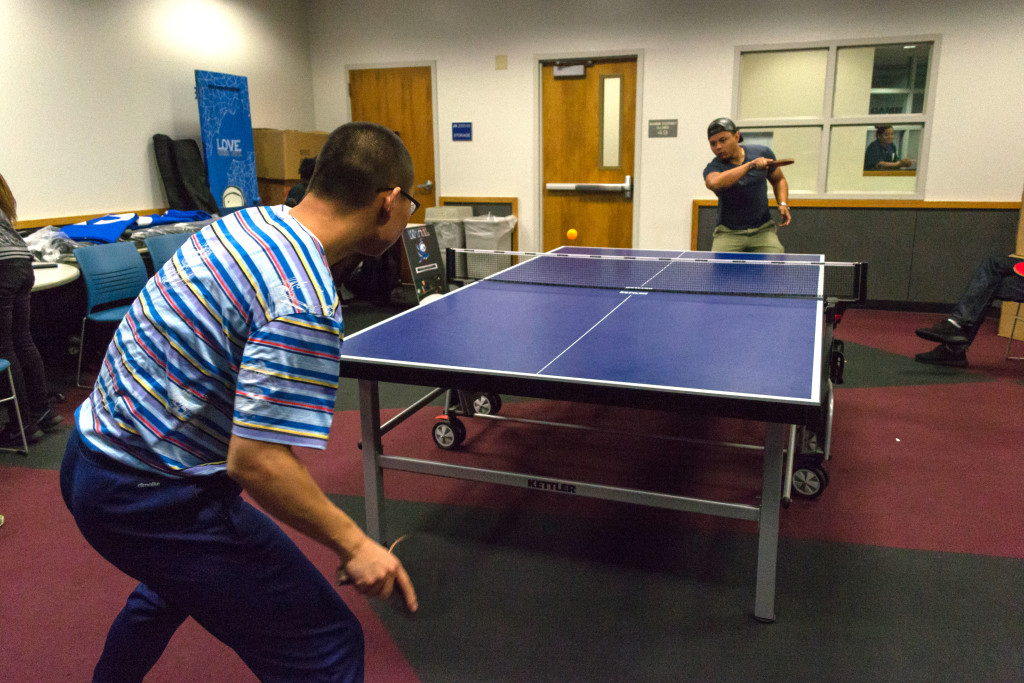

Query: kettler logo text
left=527, top=478, right=576, bottom=494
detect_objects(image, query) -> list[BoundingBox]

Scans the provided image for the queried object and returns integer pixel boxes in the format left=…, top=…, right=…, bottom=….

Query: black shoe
left=915, top=319, right=969, bottom=345
left=34, top=408, right=63, bottom=433
left=915, top=344, right=968, bottom=367
left=0, top=423, right=44, bottom=448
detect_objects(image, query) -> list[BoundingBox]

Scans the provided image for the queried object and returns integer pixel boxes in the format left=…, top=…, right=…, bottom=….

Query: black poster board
left=401, top=223, right=448, bottom=302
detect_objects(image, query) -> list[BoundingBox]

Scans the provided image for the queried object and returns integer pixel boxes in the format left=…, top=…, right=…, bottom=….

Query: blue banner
left=194, top=70, right=260, bottom=211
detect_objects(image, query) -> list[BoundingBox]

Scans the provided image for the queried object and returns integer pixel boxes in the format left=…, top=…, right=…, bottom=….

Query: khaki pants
left=711, top=220, right=784, bottom=253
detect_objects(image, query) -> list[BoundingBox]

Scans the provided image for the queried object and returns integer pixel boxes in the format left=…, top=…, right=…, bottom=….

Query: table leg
left=754, top=421, right=785, bottom=623
left=358, top=379, right=385, bottom=542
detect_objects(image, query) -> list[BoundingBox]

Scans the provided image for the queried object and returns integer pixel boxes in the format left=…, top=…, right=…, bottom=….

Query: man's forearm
left=705, top=162, right=753, bottom=191
left=771, top=175, right=789, bottom=205
left=226, top=436, right=367, bottom=561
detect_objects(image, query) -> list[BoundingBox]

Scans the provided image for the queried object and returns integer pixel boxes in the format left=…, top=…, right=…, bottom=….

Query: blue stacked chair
left=73, top=242, right=150, bottom=387
left=145, top=231, right=194, bottom=273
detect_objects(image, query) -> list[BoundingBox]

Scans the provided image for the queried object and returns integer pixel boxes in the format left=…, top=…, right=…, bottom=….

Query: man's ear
left=376, top=188, right=399, bottom=224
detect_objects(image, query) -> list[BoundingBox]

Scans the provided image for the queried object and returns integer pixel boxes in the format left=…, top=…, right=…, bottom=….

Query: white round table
left=31, top=262, right=80, bottom=292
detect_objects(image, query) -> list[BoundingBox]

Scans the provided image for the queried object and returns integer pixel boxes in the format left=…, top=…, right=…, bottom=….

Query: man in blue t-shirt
left=702, top=117, right=791, bottom=253
left=864, top=125, right=914, bottom=171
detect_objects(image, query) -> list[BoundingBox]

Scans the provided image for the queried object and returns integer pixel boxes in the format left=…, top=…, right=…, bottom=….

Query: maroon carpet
left=299, top=376, right=1024, bottom=559
left=0, top=466, right=419, bottom=682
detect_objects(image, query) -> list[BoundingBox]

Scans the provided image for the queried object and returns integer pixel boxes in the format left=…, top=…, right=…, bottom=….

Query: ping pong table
left=338, top=246, right=860, bottom=622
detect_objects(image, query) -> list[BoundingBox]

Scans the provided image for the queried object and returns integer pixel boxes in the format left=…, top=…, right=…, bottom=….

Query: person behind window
left=0, top=171, right=62, bottom=448
left=864, top=125, right=914, bottom=171
left=703, top=117, right=791, bottom=253
left=285, top=156, right=317, bottom=207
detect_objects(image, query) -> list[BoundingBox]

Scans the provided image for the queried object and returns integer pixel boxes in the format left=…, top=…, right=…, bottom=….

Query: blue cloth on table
left=136, top=210, right=212, bottom=228
left=59, top=214, right=138, bottom=243
left=59, top=210, right=213, bottom=243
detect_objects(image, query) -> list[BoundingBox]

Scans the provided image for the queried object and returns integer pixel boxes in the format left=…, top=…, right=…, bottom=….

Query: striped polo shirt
left=77, top=205, right=343, bottom=477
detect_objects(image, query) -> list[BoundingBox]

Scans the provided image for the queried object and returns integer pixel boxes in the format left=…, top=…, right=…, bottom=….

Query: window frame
left=731, top=35, right=941, bottom=199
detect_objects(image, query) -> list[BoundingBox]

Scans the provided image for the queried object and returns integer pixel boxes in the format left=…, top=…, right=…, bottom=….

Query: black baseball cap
left=707, top=117, right=738, bottom=137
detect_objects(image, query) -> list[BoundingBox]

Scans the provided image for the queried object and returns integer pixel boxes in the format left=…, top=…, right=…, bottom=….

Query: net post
left=856, top=262, right=869, bottom=303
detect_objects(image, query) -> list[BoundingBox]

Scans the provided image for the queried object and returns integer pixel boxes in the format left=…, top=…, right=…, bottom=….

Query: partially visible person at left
left=60, top=122, right=418, bottom=682
left=864, top=125, right=914, bottom=171
left=703, top=117, right=791, bottom=253
left=0, top=171, right=62, bottom=448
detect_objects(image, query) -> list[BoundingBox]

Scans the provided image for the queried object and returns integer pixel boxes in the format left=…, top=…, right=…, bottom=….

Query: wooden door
left=349, top=66, right=436, bottom=222
left=542, top=58, right=637, bottom=250
left=349, top=66, right=436, bottom=281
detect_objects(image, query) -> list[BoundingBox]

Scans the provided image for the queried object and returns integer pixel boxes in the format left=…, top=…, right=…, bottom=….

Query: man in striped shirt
left=61, top=123, right=418, bottom=682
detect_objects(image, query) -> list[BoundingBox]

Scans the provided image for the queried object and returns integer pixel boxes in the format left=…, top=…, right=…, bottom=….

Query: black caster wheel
left=432, top=416, right=466, bottom=450
left=791, top=458, right=829, bottom=500
left=471, top=392, right=502, bottom=415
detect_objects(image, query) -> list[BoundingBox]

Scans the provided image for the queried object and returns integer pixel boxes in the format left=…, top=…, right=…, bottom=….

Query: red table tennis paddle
left=766, top=158, right=794, bottom=169
left=1013, top=261, right=1024, bottom=277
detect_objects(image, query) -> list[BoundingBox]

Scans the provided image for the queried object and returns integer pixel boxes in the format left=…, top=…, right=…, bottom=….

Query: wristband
left=778, top=202, right=788, bottom=207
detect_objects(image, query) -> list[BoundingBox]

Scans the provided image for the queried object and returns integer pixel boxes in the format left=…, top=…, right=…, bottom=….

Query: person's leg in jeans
left=9, top=260, right=51, bottom=419
left=93, top=583, right=189, bottom=682
left=915, top=256, right=1024, bottom=365
left=950, top=256, right=1022, bottom=336
left=61, top=430, right=364, bottom=682
left=0, top=261, right=37, bottom=436
left=0, top=260, right=51, bottom=429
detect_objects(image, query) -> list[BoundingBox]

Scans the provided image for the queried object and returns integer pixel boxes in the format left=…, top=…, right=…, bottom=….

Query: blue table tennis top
left=340, top=248, right=825, bottom=409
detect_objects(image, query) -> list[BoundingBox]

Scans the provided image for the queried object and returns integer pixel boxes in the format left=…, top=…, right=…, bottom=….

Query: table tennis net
left=446, top=249, right=867, bottom=301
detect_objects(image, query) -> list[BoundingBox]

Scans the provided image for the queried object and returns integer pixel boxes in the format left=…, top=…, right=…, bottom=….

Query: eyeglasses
left=377, top=187, right=421, bottom=217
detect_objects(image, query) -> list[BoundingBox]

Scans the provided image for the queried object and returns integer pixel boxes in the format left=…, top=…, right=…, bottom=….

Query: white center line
left=536, top=250, right=690, bottom=375
left=536, top=295, right=634, bottom=375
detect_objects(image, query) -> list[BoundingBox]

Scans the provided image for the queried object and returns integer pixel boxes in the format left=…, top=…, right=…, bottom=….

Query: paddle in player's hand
left=766, top=158, right=794, bottom=170
left=1013, top=261, right=1024, bottom=277
left=383, top=534, right=448, bottom=617
left=337, top=533, right=456, bottom=619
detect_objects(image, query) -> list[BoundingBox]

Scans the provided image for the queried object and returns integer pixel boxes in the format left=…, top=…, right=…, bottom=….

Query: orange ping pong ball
left=566, top=229, right=578, bottom=240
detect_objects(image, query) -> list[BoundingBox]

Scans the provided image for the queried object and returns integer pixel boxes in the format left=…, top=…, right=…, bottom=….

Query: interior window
left=735, top=38, right=935, bottom=198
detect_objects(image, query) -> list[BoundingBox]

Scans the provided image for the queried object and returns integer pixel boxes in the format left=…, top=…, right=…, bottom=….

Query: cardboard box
left=252, top=128, right=328, bottom=180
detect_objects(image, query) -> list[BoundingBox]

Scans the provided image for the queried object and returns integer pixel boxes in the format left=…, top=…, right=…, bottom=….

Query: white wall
left=4, top=0, right=1022, bottom=244
left=308, top=0, right=1024, bottom=251
left=0, top=0, right=315, bottom=221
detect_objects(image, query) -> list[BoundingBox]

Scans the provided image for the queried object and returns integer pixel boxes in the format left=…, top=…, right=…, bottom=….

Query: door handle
left=545, top=175, right=631, bottom=199
left=417, top=179, right=434, bottom=192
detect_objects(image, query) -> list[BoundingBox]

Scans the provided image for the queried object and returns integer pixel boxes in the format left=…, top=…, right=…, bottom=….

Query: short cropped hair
left=306, top=122, right=414, bottom=210
left=298, top=157, right=317, bottom=182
